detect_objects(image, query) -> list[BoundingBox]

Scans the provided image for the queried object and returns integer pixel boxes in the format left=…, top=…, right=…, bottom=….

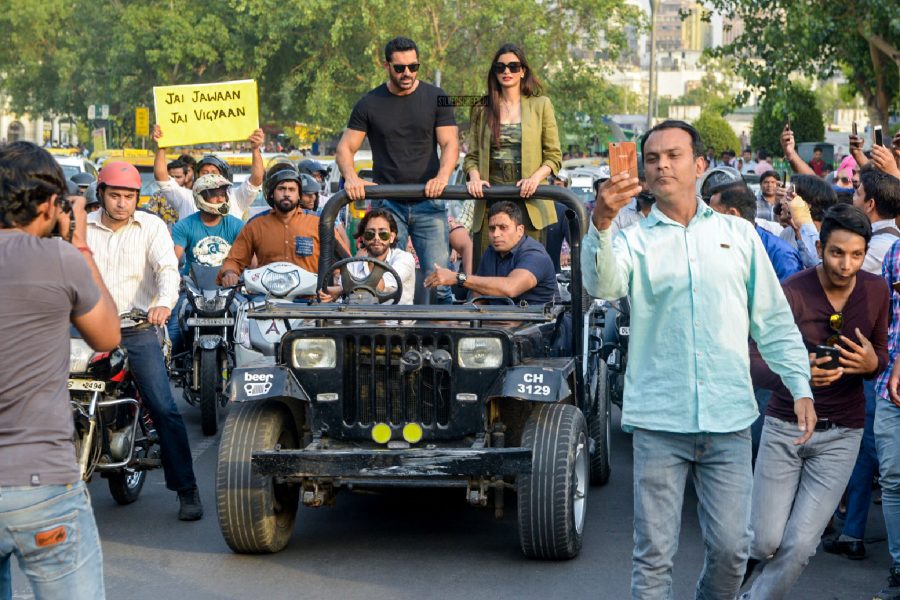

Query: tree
left=751, top=85, right=825, bottom=156
left=692, top=111, right=740, bottom=154
left=706, top=0, right=900, bottom=132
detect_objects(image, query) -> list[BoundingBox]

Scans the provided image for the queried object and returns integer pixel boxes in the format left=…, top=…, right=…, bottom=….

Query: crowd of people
left=1, top=31, right=899, bottom=600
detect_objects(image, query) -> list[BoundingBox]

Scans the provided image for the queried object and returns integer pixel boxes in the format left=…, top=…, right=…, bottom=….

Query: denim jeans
left=748, top=416, right=862, bottom=600
left=842, top=379, right=878, bottom=539
left=0, top=481, right=104, bottom=600
left=376, top=199, right=452, bottom=304
left=121, top=327, right=196, bottom=492
left=632, top=428, right=753, bottom=600
left=875, top=393, right=900, bottom=569
left=166, top=293, right=188, bottom=356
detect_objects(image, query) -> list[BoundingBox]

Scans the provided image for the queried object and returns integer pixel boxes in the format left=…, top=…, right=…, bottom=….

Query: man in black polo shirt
left=424, top=201, right=557, bottom=304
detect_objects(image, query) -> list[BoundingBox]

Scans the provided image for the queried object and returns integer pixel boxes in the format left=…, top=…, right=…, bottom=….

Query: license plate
left=186, top=317, right=234, bottom=326
left=67, top=379, right=105, bottom=392
left=618, top=326, right=630, bottom=336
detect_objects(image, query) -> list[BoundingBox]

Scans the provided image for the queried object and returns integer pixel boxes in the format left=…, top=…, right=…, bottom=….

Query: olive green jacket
left=464, top=95, right=562, bottom=231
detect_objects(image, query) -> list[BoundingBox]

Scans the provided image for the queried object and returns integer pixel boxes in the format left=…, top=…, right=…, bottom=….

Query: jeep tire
left=588, top=360, right=612, bottom=486
left=216, top=401, right=299, bottom=553
left=517, top=403, right=589, bottom=560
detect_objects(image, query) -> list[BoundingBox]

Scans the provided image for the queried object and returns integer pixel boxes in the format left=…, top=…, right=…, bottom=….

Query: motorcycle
left=68, top=311, right=162, bottom=505
left=169, top=264, right=240, bottom=436
left=601, top=297, right=630, bottom=409
left=233, top=262, right=318, bottom=367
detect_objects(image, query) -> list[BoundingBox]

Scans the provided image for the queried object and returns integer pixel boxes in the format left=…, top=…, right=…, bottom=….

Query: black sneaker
left=873, top=568, right=900, bottom=600
left=822, top=537, right=866, bottom=560
left=177, top=486, right=203, bottom=521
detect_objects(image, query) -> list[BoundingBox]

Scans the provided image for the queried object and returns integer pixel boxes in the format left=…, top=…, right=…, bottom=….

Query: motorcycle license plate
left=186, top=317, right=234, bottom=326
left=67, top=379, right=105, bottom=392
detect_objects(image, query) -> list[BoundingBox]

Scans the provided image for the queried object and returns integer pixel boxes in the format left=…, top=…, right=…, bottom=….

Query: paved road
left=10, top=395, right=890, bottom=599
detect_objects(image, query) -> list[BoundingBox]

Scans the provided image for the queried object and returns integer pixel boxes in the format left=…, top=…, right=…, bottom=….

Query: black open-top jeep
left=216, top=185, right=612, bottom=559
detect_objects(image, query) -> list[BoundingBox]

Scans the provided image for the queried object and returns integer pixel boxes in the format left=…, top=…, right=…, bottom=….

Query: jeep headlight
left=458, top=338, right=502, bottom=369
left=292, top=339, right=336, bottom=369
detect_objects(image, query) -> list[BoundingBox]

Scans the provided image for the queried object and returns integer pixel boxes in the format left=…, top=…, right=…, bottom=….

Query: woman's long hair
left=477, top=43, right=543, bottom=149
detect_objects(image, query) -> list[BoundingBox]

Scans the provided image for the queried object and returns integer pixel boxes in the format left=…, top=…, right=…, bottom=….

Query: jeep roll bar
left=316, top=185, right=589, bottom=362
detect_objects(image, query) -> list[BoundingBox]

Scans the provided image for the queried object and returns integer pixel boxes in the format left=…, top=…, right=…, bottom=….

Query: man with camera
left=0, top=142, right=120, bottom=598
left=86, top=161, right=203, bottom=521
left=582, top=120, right=813, bottom=600
left=745, top=204, right=888, bottom=599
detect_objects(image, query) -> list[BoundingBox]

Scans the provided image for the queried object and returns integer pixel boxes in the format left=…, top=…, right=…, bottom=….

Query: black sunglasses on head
left=391, top=63, right=420, bottom=74
left=493, top=61, right=523, bottom=74
left=363, top=230, right=392, bottom=241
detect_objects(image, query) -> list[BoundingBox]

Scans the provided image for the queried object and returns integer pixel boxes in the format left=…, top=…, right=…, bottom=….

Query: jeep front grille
left=344, top=334, right=452, bottom=427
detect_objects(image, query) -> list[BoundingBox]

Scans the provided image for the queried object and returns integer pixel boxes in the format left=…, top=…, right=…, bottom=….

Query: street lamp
left=647, top=0, right=660, bottom=132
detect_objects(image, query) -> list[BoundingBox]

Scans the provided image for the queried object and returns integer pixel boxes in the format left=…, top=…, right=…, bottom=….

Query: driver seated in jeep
left=319, top=208, right=415, bottom=304
left=217, top=164, right=348, bottom=288
left=424, top=201, right=559, bottom=306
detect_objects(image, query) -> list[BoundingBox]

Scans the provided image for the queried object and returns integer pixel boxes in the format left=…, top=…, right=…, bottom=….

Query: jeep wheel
left=588, top=360, right=612, bottom=486
left=216, top=401, right=299, bottom=553
left=517, top=403, right=589, bottom=560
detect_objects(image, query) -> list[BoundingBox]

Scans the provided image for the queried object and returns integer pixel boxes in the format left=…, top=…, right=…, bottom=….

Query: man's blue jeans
left=0, top=481, right=104, bottom=600
left=842, top=378, right=878, bottom=539
left=748, top=417, right=861, bottom=599
left=121, top=327, right=196, bottom=492
left=376, top=199, right=452, bottom=304
left=875, top=393, right=900, bottom=569
left=632, top=428, right=753, bottom=600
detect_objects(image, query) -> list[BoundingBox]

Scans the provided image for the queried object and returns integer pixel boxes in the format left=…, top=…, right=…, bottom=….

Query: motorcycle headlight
left=261, top=268, right=301, bottom=297
left=458, top=338, right=503, bottom=369
left=189, top=293, right=228, bottom=313
left=69, top=338, right=95, bottom=374
left=292, top=339, right=336, bottom=369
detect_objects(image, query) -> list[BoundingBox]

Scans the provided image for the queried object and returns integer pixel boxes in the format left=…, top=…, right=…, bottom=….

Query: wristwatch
left=456, top=272, right=468, bottom=286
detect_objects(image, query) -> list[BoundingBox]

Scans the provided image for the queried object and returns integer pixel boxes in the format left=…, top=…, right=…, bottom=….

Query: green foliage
left=706, top=0, right=899, bottom=130
left=0, top=0, right=644, bottom=147
left=692, top=111, right=740, bottom=154
left=751, top=85, right=825, bottom=156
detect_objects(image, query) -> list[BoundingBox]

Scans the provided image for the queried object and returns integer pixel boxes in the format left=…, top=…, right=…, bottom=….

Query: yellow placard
left=135, top=107, right=150, bottom=137
left=152, top=80, right=259, bottom=148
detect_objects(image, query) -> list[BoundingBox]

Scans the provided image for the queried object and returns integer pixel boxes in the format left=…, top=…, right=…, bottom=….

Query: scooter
left=233, top=262, right=319, bottom=367
left=68, top=311, right=162, bottom=505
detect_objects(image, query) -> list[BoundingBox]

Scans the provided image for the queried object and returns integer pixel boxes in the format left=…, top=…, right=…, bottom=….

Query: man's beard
left=274, top=198, right=297, bottom=213
left=366, top=241, right=388, bottom=260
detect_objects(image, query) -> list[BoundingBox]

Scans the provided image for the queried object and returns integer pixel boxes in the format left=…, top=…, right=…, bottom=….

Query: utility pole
left=648, top=0, right=661, bottom=132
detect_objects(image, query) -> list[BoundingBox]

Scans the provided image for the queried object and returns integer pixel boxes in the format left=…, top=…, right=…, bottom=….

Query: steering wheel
left=329, top=256, right=403, bottom=305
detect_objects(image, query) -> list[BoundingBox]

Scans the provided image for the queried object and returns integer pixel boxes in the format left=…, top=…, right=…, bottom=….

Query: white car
left=54, top=156, right=97, bottom=180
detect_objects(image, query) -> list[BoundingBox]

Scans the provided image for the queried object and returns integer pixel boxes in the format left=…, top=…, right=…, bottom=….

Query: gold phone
left=609, top=141, right=638, bottom=180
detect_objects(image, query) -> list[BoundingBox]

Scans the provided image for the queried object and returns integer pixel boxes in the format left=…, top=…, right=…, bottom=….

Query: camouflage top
left=139, top=192, right=179, bottom=231
left=489, top=123, right=522, bottom=185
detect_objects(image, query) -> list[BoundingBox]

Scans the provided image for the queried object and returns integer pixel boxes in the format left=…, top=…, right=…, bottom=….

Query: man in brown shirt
left=744, top=204, right=889, bottom=599
left=219, top=166, right=346, bottom=286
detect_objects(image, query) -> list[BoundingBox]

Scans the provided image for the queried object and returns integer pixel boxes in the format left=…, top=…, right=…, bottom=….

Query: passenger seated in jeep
left=424, top=201, right=559, bottom=305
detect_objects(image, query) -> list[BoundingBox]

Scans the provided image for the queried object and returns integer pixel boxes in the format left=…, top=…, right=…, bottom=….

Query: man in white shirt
left=322, top=208, right=415, bottom=305
left=150, top=124, right=264, bottom=221
left=853, top=168, right=900, bottom=274
left=86, top=161, right=203, bottom=521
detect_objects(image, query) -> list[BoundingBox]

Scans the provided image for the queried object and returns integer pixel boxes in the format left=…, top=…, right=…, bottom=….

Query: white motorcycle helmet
left=192, top=173, right=232, bottom=215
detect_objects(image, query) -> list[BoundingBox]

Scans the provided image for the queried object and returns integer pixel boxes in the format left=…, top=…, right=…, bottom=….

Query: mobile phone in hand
left=875, top=125, right=884, bottom=147
left=815, top=344, right=841, bottom=370
left=609, top=141, right=638, bottom=180
left=852, top=121, right=858, bottom=136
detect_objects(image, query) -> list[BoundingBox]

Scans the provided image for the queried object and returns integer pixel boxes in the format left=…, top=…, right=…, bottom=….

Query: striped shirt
left=876, top=238, right=900, bottom=401
left=86, top=210, right=180, bottom=313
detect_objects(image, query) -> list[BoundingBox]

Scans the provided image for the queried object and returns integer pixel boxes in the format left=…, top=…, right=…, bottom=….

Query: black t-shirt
left=347, top=82, right=456, bottom=184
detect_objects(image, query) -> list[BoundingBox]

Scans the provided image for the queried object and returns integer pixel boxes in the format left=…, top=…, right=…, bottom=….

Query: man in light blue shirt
left=581, top=120, right=815, bottom=600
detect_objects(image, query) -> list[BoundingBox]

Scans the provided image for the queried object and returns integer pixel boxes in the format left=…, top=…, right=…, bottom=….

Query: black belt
left=813, top=419, right=840, bottom=431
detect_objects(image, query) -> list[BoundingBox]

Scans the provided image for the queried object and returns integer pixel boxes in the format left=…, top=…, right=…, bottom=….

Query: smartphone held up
left=609, top=141, right=638, bottom=180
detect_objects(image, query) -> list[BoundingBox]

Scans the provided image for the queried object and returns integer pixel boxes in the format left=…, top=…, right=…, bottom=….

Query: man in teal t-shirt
left=168, top=174, right=243, bottom=351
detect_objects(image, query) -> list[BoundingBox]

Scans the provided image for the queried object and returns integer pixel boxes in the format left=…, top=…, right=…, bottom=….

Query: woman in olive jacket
left=464, top=43, right=563, bottom=267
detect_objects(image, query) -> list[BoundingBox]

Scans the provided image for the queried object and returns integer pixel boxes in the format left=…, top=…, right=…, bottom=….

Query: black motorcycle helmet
left=264, top=164, right=302, bottom=207
left=196, top=155, right=232, bottom=182
left=297, top=159, right=328, bottom=180
left=70, top=171, right=96, bottom=190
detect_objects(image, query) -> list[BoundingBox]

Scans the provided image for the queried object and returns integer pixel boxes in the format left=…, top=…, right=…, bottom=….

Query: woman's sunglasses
left=493, top=61, right=523, bottom=74
left=363, top=230, right=392, bottom=241
left=391, top=63, right=420, bottom=74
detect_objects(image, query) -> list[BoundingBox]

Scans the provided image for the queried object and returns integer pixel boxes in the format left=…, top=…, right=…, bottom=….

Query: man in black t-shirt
left=336, top=36, right=459, bottom=303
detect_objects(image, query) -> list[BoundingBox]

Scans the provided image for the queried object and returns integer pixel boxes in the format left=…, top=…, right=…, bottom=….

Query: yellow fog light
left=371, top=423, right=391, bottom=444
left=402, top=423, right=423, bottom=444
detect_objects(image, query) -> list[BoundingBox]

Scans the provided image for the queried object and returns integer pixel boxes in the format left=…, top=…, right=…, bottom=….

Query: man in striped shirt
left=86, top=161, right=203, bottom=521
